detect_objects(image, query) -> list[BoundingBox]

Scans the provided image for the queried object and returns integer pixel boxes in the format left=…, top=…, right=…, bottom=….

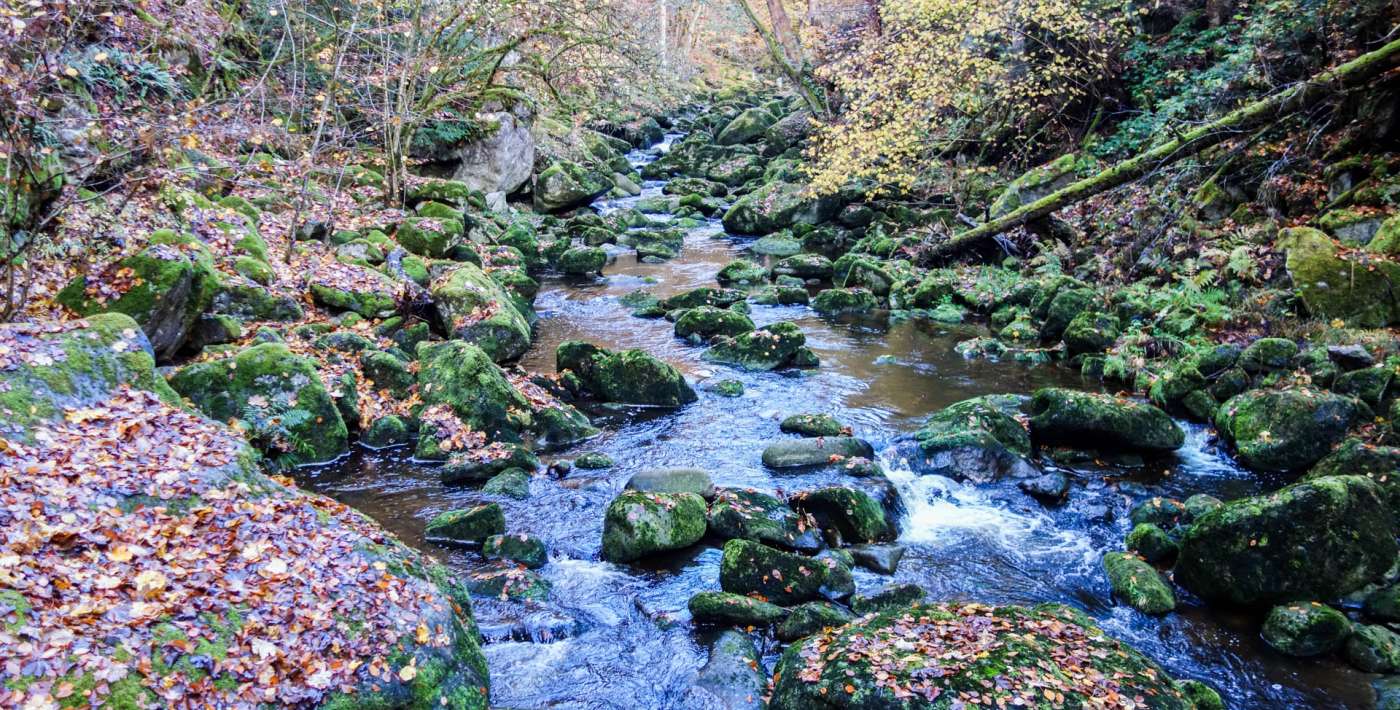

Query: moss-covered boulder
left=722, top=181, right=841, bottom=235
left=1262, top=603, right=1352, bottom=657
left=660, top=286, right=748, bottom=311
left=556, top=341, right=697, bottom=406
left=812, top=287, right=880, bottom=315
left=775, top=602, right=855, bottom=642
left=1175, top=475, right=1397, bottom=605
left=558, top=246, right=607, bottom=275
left=431, top=264, right=533, bottom=363
left=674, top=306, right=755, bottom=341
left=397, top=216, right=463, bottom=258
left=1125, top=523, right=1179, bottom=564
left=896, top=394, right=1039, bottom=483
left=1280, top=226, right=1400, bottom=327
left=483, top=468, right=532, bottom=499
left=1027, top=388, right=1184, bottom=453
left=1102, top=552, right=1175, bottom=615
left=425, top=503, right=505, bottom=544
left=168, top=343, right=348, bottom=468
left=773, top=253, right=834, bottom=280
left=465, top=561, right=551, bottom=602
left=1062, top=310, right=1120, bottom=356
left=789, top=486, right=894, bottom=544
left=716, top=108, right=776, bottom=145
left=780, top=413, right=846, bottom=437
left=600, top=490, right=707, bottom=562
left=1239, top=337, right=1299, bottom=373
left=703, top=321, right=814, bottom=371
left=716, top=259, right=769, bottom=285
left=708, top=488, right=824, bottom=554
left=56, top=242, right=218, bottom=359
left=719, top=539, right=831, bottom=605
left=1347, top=624, right=1400, bottom=672
left=416, top=340, right=533, bottom=441
left=688, top=591, right=788, bottom=626
left=1214, top=388, right=1359, bottom=472
left=1307, top=438, right=1400, bottom=511
left=308, top=261, right=400, bottom=319
left=534, top=160, right=611, bottom=212
left=1040, top=287, right=1096, bottom=341
left=850, top=583, right=926, bottom=615
left=761, top=436, right=874, bottom=468
left=482, top=533, right=547, bottom=569
left=989, top=153, right=1097, bottom=217
left=769, top=602, right=1193, bottom=710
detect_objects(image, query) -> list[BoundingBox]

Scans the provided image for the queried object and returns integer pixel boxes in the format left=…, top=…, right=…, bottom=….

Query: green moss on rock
left=600, top=490, right=707, bottom=562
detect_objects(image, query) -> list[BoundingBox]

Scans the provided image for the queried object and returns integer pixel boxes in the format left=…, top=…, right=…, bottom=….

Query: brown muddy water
left=300, top=137, right=1375, bottom=709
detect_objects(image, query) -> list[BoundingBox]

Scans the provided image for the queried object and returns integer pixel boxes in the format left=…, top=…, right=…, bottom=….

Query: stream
left=302, top=135, right=1373, bottom=709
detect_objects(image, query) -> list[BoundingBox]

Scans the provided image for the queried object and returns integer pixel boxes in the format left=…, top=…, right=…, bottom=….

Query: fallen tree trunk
left=923, top=36, right=1400, bottom=262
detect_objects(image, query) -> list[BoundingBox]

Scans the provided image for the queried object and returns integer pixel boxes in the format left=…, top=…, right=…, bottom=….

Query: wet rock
left=1018, top=471, right=1069, bottom=502
left=849, top=544, right=905, bottom=575
left=749, top=234, right=802, bottom=256
left=601, top=490, right=707, bottom=562
left=1183, top=494, right=1223, bottom=520
left=896, top=394, right=1038, bottom=483
left=1028, top=388, right=1184, bottom=453
left=816, top=549, right=856, bottom=601
left=719, top=539, right=829, bottom=605
left=750, top=285, right=810, bottom=306
left=426, top=503, right=505, bottom=543
left=691, top=630, right=766, bottom=710
left=769, top=601, right=1193, bottom=710
left=688, top=591, right=788, bottom=627
left=1125, top=524, right=1178, bottom=564
left=1040, top=287, right=1096, bottom=341
left=416, top=341, right=535, bottom=438
left=1215, top=387, right=1359, bottom=472
left=558, top=246, right=607, bottom=275
left=1129, top=497, right=1190, bottom=529
left=775, top=602, right=855, bottom=642
left=708, top=378, right=745, bottom=397
left=1307, top=438, right=1400, bottom=511
left=396, top=215, right=463, bottom=258
left=779, top=413, right=846, bottom=438
left=483, top=468, right=532, bottom=499
left=1328, top=344, right=1376, bottom=370
left=708, top=488, right=824, bottom=554
left=761, top=436, right=875, bottom=468
left=169, top=343, right=348, bottom=469
left=811, top=287, right=880, bottom=315
left=1347, top=624, right=1400, bottom=672
left=704, top=322, right=815, bottom=371
left=661, top=287, right=748, bottom=311
left=1334, top=365, right=1394, bottom=408
left=573, top=452, right=614, bottom=470
left=1368, top=584, right=1400, bottom=623
left=557, top=341, right=697, bottom=407
left=789, top=486, right=894, bottom=544
left=1239, top=337, right=1300, bottom=373
left=1180, top=680, right=1225, bottom=710
left=1176, top=476, right=1397, bottom=606
left=483, top=533, right=548, bottom=569
left=625, top=468, right=715, bottom=498
left=674, top=306, right=755, bottom=341
left=1261, top=602, right=1352, bottom=657
left=850, top=583, right=926, bottom=615
left=1102, top=552, right=1174, bottom=615
left=466, top=561, right=551, bottom=601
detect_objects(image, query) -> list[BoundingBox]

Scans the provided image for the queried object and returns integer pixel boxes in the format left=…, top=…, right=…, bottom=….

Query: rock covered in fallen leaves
left=168, top=342, right=349, bottom=469
left=0, top=318, right=489, bottom=709
left=769, top=602, right=1195, bottom=710
left=465, top=561, right=551, bottom=602
left=600, top=490, right=707, bottom=562
left=707, top=487, right=824, bottom=554
left=719, top=539, right=834, bottom=606
left=308, top=259, right=401, bottom=319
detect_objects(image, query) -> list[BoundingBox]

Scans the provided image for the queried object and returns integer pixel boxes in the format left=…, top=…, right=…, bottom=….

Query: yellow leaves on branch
left=804, top=0, right=1126, bottom=196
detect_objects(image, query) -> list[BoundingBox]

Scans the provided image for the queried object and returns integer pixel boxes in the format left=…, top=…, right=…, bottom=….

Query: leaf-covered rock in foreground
left=0, top=318, right=489, bottom=709
left=769, top=602, right=1194, bottom=709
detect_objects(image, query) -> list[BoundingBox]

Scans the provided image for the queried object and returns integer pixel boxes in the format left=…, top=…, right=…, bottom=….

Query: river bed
left=301, top=136, right=1373, bottom=709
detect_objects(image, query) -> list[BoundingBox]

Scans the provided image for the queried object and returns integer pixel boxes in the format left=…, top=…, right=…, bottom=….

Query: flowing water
left=302, top=136, right=1374, bottom=709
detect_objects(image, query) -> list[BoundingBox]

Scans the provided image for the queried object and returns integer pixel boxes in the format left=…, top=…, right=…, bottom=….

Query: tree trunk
left=733, top=0, right=828, bottom=116
left=659, top=0, right=668, bottom=68
left=922, top=36, right=1400, bottom=263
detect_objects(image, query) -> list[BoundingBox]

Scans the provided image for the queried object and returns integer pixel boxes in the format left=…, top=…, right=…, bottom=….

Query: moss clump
left=1125, top=523, right=1179, bottom=564
left=779, top=413, right=846, bottom=438
left=600, top=490, right=707, bottom=562
left=721, top=180, right=841, bottom=235
left=416, top=340, right=533, bottom=441
left=1280, top=227, right=1400, bottom=327
left=557, top=246, right=607, bottom=275
left=573, top=452, right=613, bottom=469
left=716, top=259, right=769, bottom=285
left=482, top=468, right=531, bottom=499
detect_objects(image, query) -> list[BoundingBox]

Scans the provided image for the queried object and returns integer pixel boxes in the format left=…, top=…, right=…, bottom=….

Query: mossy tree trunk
left=734, top=0, right=829, bottom=118
left=923, top=36, right=1400, bottom=263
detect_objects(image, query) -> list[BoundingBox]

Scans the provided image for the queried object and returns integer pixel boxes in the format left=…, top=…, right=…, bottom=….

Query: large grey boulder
left=451, top=110, right=535, bottom=195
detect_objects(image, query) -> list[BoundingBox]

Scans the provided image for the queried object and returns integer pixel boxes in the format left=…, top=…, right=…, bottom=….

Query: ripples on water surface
left=302, top=140, right=1374, bottom=709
